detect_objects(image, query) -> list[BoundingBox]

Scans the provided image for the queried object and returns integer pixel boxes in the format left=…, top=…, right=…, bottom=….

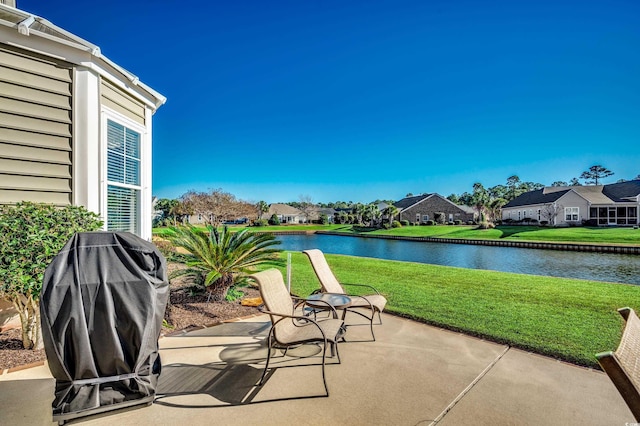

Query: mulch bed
left=0, top=262, right=262, bottom=371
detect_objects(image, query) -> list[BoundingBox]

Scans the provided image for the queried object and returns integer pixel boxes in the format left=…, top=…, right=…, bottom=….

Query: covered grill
left=40, top=232, right=169, bottom=424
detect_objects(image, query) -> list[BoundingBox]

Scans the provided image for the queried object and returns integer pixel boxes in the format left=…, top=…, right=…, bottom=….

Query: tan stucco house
left=267, top=203, right=306, bottom=224
left=501, top=180, right=640, bottom=226
left=0, top=1, right=165, bottom=240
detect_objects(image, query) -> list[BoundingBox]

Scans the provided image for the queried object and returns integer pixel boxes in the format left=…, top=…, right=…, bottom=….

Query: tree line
left=154, top=165, right=639, bottom=227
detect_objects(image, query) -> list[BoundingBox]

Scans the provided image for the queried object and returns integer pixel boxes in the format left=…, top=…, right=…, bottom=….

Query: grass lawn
left=270, top=252, right=640, bottom=368
left=154, top=224, right=640, bottom=245
left=345, top=225, right=640, bottom=245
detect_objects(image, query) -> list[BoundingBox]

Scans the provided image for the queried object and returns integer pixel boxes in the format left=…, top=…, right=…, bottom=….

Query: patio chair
left=596, top=307, right=640, bottom=421
left=303, top=249, right=387, bottom=341
left=249, top=268, right=344, bottom=396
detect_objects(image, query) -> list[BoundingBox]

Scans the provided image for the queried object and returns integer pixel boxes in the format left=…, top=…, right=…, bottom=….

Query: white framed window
left=565, top=207, right=579, bottom=221
left=103, top=113, right=145, bottom=236
left=198, top=214, right=202, bottom=221
left=416, top=213, right=420, bottom=222
left=423, top=214, right=429, bottom=222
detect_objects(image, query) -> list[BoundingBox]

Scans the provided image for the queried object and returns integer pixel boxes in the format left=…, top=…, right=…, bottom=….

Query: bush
left=319, top=213, right=329, bottom=225
left=392, top=220, right=402, bottom=228
left=454, top=220, right=463, bottom=225
left=268, top=214, right=280, bottom=225
left=252, top=219, right=268, bottom=227
left=0, top=202, right=103, bottom=349
left=400, top=220, right=410, bottom=226
left=421, top=220, right=436, bottom=226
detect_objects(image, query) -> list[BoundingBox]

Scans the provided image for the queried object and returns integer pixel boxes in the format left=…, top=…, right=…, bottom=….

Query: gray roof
left=504, top=180, right=640, bottom=208
left=503, top=189, right=569, bottom=208
left=603, top=180, right=640, bottom=202
left=393, top=194, right=433, bottom=210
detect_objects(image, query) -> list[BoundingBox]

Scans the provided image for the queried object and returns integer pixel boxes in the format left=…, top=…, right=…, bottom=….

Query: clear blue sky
left=20, top=0, right=640, bottom=204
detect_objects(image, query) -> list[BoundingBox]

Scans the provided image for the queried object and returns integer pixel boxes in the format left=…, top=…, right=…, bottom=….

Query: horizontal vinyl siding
left=101, top=80, right=145, bottom=126
left=0, top=44, right=73, bottom=205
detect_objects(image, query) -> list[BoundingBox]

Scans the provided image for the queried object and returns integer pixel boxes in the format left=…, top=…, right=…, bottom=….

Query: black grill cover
left=40, top=232, right=169, bottom=422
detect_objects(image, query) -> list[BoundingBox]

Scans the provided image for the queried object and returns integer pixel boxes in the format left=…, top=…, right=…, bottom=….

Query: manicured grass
left=270, top=252, right=640, bottom=368
left=155, top=224, right=640, bottom=245
left=350, top=225, right=640, bottom=245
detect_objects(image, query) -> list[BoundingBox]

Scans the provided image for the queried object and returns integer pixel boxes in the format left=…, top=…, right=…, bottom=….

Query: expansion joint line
left=428, top=345, right=511, bottom=426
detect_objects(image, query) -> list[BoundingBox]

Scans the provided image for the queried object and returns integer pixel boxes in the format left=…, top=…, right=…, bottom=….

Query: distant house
left=0, top=2, right=165, bottom=240
left=502, top=180, right=640, bottom=226
left=307, top=207, right=336, bottom=223
left=394, top=193, right=475, bottom=224
left=267, top=203, right=306, bottom=224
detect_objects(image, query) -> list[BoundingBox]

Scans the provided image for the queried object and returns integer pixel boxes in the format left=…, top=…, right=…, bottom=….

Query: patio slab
left=0, top=312, right=633, bottom=425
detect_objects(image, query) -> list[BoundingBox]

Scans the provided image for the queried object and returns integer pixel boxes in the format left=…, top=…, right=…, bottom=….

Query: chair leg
left=258, top=331, right=275, bottom=386
left=320, top=340, right=329, bottom=396
left=369, top=313, right=376, bottom=341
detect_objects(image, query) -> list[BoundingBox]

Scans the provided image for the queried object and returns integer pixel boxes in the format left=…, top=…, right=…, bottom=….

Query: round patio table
left=305, top=293, right=351, bottom=310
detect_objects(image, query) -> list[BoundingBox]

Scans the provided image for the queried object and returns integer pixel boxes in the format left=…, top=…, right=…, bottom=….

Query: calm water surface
left=277, top=234, right=640, bottom=285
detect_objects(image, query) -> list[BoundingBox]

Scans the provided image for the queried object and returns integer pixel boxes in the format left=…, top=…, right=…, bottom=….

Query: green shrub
left=454, top=220, right=463, bottom=225
left=253, top=219, right=268, bottom=227
left=392, top=220, right=402, bottom=228
left=268, top=214, right=281, bottom=225
left=400, top=220, right=410, bottom=226
left=319, top=213, right=329, bottom=225
left=0, top=202, right=103, bottom=349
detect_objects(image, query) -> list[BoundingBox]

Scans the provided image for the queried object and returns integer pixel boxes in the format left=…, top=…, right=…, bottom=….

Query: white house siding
left=0, top=44, right=73, bottom=205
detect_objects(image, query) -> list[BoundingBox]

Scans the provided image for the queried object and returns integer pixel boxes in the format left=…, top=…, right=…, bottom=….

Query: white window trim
left=565, top=207, right=579, bottom=222
left=101, top=107, right=149, bottom=238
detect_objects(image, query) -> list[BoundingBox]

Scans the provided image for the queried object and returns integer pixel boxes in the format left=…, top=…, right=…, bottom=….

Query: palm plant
left=384, top=205, right=399, bottom=226
left=164, top=225, right=284, bottom=301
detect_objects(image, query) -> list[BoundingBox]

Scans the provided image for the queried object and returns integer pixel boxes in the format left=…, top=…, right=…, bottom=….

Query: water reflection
left=277, top=234, right=640, bottom=285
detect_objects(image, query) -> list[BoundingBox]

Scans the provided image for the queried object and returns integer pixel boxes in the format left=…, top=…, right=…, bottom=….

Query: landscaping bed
left=0, top=261, right=262, bottom=371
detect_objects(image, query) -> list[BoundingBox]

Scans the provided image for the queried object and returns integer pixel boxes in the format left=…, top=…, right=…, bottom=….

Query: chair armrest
left=262, top=310, right=337, bottom=342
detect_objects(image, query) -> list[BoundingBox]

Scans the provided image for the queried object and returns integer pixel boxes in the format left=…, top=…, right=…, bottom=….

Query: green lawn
left=269, top=252, right=640, bottom=369
left=155, top=224, right=640, bottom=245
left=349, top=225, right=640, bottom=245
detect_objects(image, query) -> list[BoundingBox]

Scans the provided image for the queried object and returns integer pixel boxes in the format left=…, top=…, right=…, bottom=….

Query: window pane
left=107, top=121, right=125, bottom=154
left=107, top=119, right=140, bottom=185
left=107, top=185, right=139, bottom=234
left=125, top=157, right=140, bottom=186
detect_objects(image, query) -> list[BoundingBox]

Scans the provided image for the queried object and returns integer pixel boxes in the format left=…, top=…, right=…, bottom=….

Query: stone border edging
left=314, top=231, right=640, bottom=255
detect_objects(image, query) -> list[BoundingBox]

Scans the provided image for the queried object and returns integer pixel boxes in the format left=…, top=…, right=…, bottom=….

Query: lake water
left=276, top=234, right=640, bottom=285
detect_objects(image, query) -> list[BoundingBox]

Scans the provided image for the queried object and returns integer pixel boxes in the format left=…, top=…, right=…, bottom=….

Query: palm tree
left=164, top=225, right=283, bottom=301
left=384, top=205, right=399, bottom=226
left=256, top=200, right=269, bottom=220
left=472, top=182, right=490, bottom=224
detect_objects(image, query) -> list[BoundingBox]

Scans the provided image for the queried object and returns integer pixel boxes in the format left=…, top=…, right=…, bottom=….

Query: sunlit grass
left=269, top=252, right=640, bottom=368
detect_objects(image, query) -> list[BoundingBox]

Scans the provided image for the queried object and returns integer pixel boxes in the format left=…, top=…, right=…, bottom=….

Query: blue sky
left=19, top=0, right=640, bottom=204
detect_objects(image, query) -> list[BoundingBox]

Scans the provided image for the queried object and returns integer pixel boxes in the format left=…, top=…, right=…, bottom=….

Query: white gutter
left=3, top=4, right=166, bottom=109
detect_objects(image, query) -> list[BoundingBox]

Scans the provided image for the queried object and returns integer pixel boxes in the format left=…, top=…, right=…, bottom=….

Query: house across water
left=502, top=180, right=640, bottom=226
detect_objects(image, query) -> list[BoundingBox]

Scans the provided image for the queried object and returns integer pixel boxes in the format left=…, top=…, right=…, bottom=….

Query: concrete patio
left=0, top=312, right=633, bottom=425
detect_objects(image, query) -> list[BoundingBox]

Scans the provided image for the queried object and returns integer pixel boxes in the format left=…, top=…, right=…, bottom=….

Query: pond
left=276, top=234, right=640, bottom=285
